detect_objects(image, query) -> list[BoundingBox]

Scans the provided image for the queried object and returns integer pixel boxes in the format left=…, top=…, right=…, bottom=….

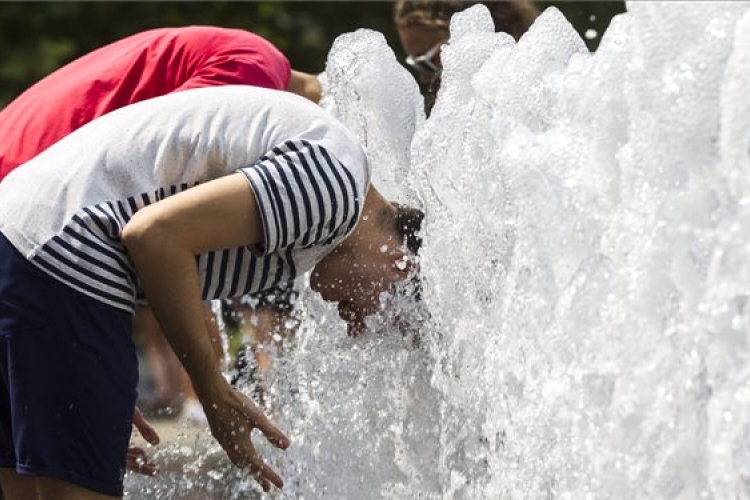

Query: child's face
left=398, top=24, right=448, bottom=85
left=310, top=238, right=410, bottom=336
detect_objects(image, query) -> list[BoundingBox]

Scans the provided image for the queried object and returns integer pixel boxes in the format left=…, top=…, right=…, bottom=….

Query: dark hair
left=394, top=204, right=424, bottom=254
left=394, top=0, right=539, bottom=41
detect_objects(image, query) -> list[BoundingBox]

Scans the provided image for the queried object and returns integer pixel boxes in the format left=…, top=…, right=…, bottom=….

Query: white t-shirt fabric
left=0, top=85, right=370, bottom=313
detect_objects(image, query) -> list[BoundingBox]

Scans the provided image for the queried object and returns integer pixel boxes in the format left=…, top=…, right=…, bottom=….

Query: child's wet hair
left=394, top=204, right=424, bottom=254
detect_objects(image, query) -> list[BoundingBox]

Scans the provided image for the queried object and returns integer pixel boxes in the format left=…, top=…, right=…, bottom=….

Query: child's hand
left=128, top=407, right=160, bottom=476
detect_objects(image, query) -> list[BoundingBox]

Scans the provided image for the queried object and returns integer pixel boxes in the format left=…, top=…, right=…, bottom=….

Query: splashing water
left=125, top=2, right=750, bottom=498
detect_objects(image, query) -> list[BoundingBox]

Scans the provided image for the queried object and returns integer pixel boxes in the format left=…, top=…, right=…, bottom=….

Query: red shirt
left=0, top=26, right=291, bottom=181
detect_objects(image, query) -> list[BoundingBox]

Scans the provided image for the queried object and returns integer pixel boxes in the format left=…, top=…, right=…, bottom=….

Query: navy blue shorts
left=0, top=231, right=138, bottom=496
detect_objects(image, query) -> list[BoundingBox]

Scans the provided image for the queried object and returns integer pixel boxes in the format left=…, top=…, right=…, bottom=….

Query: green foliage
left=0, top=1, right=625, bottom=107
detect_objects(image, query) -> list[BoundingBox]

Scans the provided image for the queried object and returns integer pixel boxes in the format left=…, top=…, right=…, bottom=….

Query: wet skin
left=310, top=230, right=409, bottom=336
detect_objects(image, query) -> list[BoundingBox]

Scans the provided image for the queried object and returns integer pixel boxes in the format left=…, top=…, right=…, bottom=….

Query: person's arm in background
left=122, top=172, right=290, bottom=492
left=286, top=70, right=322, bottom=103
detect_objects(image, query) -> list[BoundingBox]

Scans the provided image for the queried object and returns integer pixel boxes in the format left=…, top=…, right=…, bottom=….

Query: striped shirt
left=0, top=86, right=370, bottom=313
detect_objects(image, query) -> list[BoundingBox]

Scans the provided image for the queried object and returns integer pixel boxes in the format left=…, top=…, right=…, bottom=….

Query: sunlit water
left=125, top=2, right=750, bottom=498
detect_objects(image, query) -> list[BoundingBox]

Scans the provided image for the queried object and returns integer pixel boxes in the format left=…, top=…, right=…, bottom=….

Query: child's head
left=395, top=0, right=540, bottom=41
left=395, top=0, right=540, bottom=102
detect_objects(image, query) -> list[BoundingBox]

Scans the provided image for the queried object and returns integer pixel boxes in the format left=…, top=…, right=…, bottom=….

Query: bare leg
left=0, top=469, right=36, bottom=500
left=0, top=469, right=119, bottom=500
left=239, top=306, right=294, bottom=372
left=133, top=305, right=183, bottom=412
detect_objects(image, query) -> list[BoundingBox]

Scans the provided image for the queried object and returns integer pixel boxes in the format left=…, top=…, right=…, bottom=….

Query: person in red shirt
left=0, top=25, right=321, bottom=178
left=0, top=25, right=322, bottom=453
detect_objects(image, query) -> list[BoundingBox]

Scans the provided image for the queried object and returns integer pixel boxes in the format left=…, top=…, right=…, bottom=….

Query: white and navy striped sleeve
left=238, top=139, right=364, bottom=255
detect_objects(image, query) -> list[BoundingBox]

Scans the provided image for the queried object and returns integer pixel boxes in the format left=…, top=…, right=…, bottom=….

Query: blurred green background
left=0, top=1, right=626, bottom=108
